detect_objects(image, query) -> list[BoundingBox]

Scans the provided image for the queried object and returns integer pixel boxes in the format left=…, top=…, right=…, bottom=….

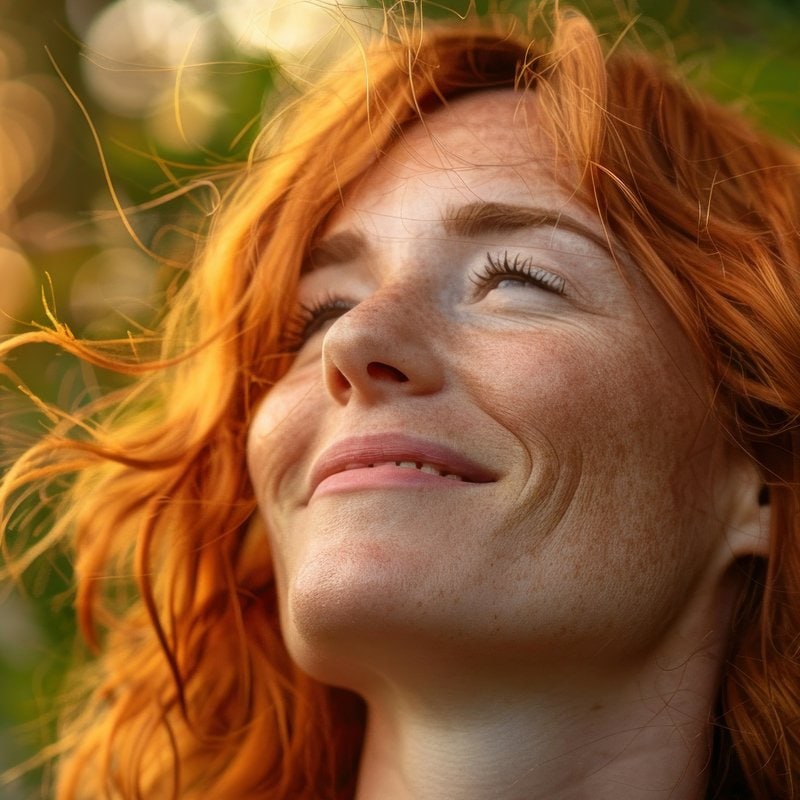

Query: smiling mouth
left=308, top=434, right=496, bottom=500
left=343, top=460, right=466, bottom=481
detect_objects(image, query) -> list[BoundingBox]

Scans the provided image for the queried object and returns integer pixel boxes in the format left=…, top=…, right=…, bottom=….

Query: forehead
left=394, top=89, right=545, bottom=170
left=332, top=89, right=584, bottom=230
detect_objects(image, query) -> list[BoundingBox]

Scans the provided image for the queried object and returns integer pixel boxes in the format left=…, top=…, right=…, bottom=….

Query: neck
left=353, top=649, right=720, bottom=800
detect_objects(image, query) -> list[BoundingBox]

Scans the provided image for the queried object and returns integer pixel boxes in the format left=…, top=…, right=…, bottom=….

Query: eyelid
left=283, top=293, right=354, bottom=351
left=472, top=251, right=567, bottom=297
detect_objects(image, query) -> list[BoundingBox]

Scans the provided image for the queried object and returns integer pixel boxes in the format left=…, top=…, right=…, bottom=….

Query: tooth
left=352, top=460, right=464, bottom=479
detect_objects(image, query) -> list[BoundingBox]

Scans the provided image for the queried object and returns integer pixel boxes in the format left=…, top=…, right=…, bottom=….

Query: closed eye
left=471, top=251, right=566, bottom=297
left=283, top=294, right=354, bottom=351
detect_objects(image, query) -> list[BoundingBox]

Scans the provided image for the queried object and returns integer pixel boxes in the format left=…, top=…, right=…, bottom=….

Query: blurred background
left=1, top=0, right=798, bottom=796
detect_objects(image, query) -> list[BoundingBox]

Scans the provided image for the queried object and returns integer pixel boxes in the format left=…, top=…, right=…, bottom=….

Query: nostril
left=367, top=362, right=409, bottom=382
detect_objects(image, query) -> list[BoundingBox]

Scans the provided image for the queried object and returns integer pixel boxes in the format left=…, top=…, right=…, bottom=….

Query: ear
left=719, top=455, right=771, bottom=562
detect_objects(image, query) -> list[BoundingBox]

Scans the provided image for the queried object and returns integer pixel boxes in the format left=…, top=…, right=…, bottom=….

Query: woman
left=2, top=5, right=799, bottom=799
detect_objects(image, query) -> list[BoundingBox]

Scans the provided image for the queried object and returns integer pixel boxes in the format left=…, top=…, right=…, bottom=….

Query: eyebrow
left=306, top=201, right=610, bottom=271
left=307, top=230, right=367, bottom=271
left=442, top=201, right=610, bottom=252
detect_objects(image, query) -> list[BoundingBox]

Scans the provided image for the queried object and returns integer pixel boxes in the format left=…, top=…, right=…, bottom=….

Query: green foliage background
left=0, top=0, right=798, bottom=796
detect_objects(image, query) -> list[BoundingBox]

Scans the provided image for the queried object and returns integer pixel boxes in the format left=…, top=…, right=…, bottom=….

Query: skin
left=247, top=90, right=766, bottom=799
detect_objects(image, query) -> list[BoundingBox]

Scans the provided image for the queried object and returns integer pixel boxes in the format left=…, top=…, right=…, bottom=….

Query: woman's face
left=247, top=90, right=751, bottom=688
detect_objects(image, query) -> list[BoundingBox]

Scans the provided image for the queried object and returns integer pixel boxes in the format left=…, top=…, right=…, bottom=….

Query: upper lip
left=308, top=433, right=497, bottom=497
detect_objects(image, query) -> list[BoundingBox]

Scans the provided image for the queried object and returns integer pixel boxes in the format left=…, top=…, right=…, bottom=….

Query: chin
left=278, top=542, right=413, bottom=684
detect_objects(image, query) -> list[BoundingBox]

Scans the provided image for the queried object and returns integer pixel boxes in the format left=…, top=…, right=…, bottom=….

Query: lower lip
left=312, top=464, right=474, bottom=498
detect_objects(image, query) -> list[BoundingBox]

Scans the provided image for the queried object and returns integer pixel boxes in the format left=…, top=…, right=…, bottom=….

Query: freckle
left=590, top=703, right=603, bottom=711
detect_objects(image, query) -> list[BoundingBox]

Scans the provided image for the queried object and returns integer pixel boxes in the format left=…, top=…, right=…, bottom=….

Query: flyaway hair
left=1, top=5, right=799, bottom=798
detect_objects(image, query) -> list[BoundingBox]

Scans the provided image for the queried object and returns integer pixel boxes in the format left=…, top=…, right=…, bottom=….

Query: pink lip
left=308, top=434, right=496, bottom=500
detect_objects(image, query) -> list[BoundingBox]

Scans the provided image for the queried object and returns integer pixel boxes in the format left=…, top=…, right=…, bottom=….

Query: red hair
left=2, top=6, right=799, bottom=798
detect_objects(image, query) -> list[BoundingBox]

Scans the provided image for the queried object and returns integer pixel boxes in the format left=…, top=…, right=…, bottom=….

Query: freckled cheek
left=532, top=335, right=714, bottom=551
left=472, top=336, right=623, bottom=441
left=477, top=331, right=700, bottom=489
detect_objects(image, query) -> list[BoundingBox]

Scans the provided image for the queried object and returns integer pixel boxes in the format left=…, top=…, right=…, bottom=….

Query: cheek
left=571, top=333, right=712, bottom=523
left=246, top=371, right=323, bottom=553
left=473, top=323, right=718, bottom=564
left=247, top=366, right=321, bottom=483
left=557, top=331, right=718, bottom=572
left=486, top=321, right=707, bottom=471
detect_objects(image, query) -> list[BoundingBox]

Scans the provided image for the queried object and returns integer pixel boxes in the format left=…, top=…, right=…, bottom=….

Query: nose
left=322, top=287, right=445, bottom=405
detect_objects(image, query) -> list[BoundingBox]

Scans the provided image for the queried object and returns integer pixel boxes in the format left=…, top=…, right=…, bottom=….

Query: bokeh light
left=0, top=26, right=58, bottom=336
left=0, top=235, right=35, bottom=336
left=81, top=0, right=213, bottom=117
left=0, top=78, right=55, bottom=213
left=215, top=0, right=377, bottom=61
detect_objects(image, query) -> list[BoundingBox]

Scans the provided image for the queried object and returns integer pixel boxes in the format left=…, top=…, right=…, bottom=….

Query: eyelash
left=283, top=293, right=353, bottom=352
left=283, top=252, right=566, bottom=351
left=471, top=251, right=566, bottom=297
